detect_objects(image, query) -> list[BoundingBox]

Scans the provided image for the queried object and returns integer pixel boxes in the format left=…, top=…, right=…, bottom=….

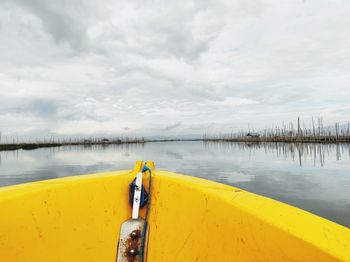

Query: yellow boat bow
left=0, top=161, right=349, bottom=261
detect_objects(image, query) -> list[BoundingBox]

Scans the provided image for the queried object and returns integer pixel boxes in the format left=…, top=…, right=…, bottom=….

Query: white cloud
left=1, top=0, right=350, bottom=138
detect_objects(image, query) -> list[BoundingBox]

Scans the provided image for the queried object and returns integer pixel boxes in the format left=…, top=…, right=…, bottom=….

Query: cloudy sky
left=1, top=0, right=350, bottom=139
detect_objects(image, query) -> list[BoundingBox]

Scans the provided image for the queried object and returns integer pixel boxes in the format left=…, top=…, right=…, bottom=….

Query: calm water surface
left=0, top=141, right=350, bottom=228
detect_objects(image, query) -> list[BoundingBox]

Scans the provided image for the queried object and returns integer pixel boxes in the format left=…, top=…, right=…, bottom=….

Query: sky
left=1, top=0, right=350, bottom=139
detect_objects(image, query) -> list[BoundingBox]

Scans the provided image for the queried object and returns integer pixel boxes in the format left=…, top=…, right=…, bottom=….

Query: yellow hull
left=0, top=161, right=349, bottom=261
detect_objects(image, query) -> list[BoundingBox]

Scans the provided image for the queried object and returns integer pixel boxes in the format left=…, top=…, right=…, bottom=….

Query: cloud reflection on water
left=0, top=141, right=349, bottom=227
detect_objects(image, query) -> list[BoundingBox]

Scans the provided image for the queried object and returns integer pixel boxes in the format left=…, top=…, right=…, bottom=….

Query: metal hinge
left=117, top=172, right=149, bottom=262
left=116, top=218, right=149, bottom=262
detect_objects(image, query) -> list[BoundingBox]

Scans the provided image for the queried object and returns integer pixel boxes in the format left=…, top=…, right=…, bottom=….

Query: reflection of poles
left=319, top=144, right=324, bottom=167
left=336, top=143, right=341, bottom=160
left=290, top=143, right=295, bottom=161
left=297, top=144, right=302, bottom=167
left=313, top=143, right=316, bottom=167
left=204, top=140, right=347, bottom=166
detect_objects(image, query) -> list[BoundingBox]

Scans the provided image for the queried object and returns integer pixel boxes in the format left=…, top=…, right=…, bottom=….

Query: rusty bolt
left=128, top=248, right=138, bottom=256
left=130, top=230, right=141, bottom=239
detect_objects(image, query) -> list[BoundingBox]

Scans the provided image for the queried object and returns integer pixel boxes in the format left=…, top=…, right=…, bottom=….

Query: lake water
left=0, top=141, right=349, bottom=228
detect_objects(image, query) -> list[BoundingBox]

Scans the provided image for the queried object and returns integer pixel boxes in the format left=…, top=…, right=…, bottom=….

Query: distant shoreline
left=0, top=140, right=145, bottom=151
left=1, top=136, right=350, bottom=151
left=203, top=135, right=350, bottom=144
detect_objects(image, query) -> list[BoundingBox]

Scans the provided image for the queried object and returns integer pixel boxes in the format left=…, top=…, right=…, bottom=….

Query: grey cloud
left=163, top=122, right=182, bottom=131
left=1, top=0, right=350, bottom=138
left=0, top=98, right=59, bottom=118
left=9, top=0, right=223, bottom=60
left=13, top=0, right=89, bottom=50
left=29, top=99, right=59, bottom=117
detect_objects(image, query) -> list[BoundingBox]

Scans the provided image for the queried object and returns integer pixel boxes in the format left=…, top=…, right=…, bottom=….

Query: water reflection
left=0, top=141, right=349, bottom=227
left=204, top=142, right=350, bottom=167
